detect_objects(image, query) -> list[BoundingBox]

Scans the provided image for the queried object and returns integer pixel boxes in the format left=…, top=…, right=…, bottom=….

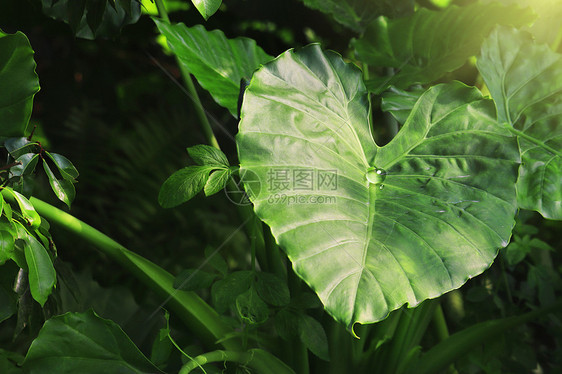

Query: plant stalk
left=18, top=194, right=239, bottom=351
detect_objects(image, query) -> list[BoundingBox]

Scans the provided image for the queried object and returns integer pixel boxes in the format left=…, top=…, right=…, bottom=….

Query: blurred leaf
left=298, top=0, right=414, bottom=33
left=236, top=286, right=269, bottom=324
left=191, top=0, right=221, bottom=20
left=42, top=160, right=76, bottom=208
left=204, top=246, right=228, bottom=276
left=0, top=284, right=16, bottom=323
left=274, top=309, right=300, bottom=341
left=505, top=240, right=530, bottom=266
left=154, top=19, right=272, bottom=117
left=187, top=144, right=229, bottom=167
left=158, top=165, right=214, bottom=208
left=478, top=27, right=562, bottom=219
left=298, top=314, right=329, bottom=361
left=0, top=32, right=40, bottom=137
left=20, top=227, right=56, bottom=307
left=352, top=3, right=534, bottom=90
left=41, top=0, right=141, bottom=39
left=381, top=86, right=424, bottom=124
left=173, top=268, right=217, bottom=291
left=204, top=169, right=230, bottom=196
left=23, top=310, right=164, bottom=373
left=255, top=271, right=290, bottom=307
left=212, top=270, right=253, bottom=313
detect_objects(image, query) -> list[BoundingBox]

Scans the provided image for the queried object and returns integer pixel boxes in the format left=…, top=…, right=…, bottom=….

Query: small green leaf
left=21, top=229, right=56, bottom=307
left=187, top=144, right=229, bottom=167
left=42, top=160, right=76, bottom=208
left=46, top=152, right=79, bottom=181
left=86, top=0, right=107, bottom=35
left=236, top=286, right=269, bottom=324
left=23, top=310, right=164, bottom=373
left=4, top=137, right=36, bottom=159
left=352, top=3, right=534, bottom=90
left=255, top=272, right=290, bottom=307
left=3, top=188, right=41, bottom=229
left=191, top=0, right=222, bottom=20
left=0, top=228, right=15, bottom=266
left=211, top=270, right=254, bottom=313
left=0, top=31, right=39, bottom=137
left=274, top=309, right=300, bottom=341
left=505, top=241, right=529, bottom=266
left=158, top=165, right=214, bottom=208
left=11, top=153, right=39, bottom=177
left=173, top=268, right=217, bottom=291
left=154, top=19, right=272, bottom=117
left=204, top=169, right=230, bottom=196
left=204, top=245, right=228, bottom=276
left=478, top=26, right=562, bottom=219
left=298, top=314, right=329, bottom=361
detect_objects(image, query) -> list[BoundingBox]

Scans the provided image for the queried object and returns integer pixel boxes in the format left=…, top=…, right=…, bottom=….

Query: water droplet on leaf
left=366, top=167, right=386, bottom=185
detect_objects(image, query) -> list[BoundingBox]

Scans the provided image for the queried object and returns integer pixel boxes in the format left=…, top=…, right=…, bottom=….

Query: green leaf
left=3, top=137, right=36, bottom=159
left=41, top=0, right=141, bottom=39
left=204, top=245, right=228, bottom=276
left=154, top=19, right=272, bottom=117
left=0, top=284, right=16, bottom=323
left=21, top=229, right=56, bottom=306
left=173, top=268, right=217, bottom=291
left=255, top=271, right=290, bottom=306
left=381, top=86, right=424, bottom=124
left=23, top=310, right=164, bottom=373
left=211, top=270, right=253, bottom=313
left=236, top=286, right=269, bottom=324
left=187, top=144, right=229, bottom=167
left=204, top=169, right=230, bottom=196
left=477, top=26, right=562, bottom=220
left=10, top=153, right=40, bottom=177
left=274, top=309, right=300, bottom=341
left=0, top=228, right=15, bottom=266
left=191, top=0, right=222, bottom=20
left=158, top=165, right=213, bottom=208
left=352, top=3, right=534, bottom=90
left=0, top=32, right=40, bottom=137
left=3, top=188, right=41, bottom=229
left=298, top=0, right=414, bottom=33
left=298, top=314, right=329, bottom=361
left=46, top=152, right=79, bottom=181
left=237, top=45, right=519, bottom=327
left=42, top=160, right=76, bottom=208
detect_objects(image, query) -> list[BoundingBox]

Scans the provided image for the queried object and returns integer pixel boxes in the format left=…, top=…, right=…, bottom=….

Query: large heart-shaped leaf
left=478, top=27, right=562, bottom=220
left=0, top=31, right=40, bottom=137
left=155, top=20, right=272, bottom=117
left=351, top=3, right=534, bottom=92
left=237, top=45, right=519, bottom=328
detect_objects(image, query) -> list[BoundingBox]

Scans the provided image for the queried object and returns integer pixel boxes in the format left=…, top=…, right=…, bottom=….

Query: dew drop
left=366, top=167, right=386, bottom=185
left=379, top=184, right=384, bottom=190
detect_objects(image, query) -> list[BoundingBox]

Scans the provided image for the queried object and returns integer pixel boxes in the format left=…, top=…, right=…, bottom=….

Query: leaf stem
left=14, top=194, right=240, bottom=351
left=178, top=349, right=295, bottom=374
left=154, top=0, right=221, bottom=150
